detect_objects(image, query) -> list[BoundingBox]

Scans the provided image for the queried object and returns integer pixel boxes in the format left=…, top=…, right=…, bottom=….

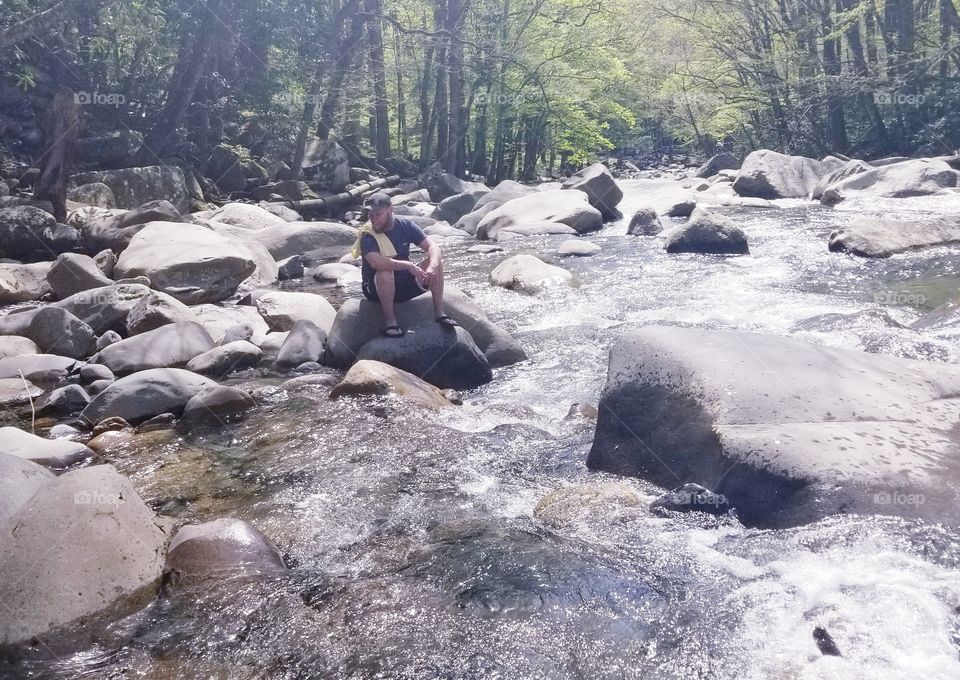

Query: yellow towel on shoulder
left=351, top=224, right=397, bottom=260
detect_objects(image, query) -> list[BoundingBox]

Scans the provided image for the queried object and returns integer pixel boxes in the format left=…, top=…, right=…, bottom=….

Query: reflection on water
left=10, top=183, right=960, bottom=679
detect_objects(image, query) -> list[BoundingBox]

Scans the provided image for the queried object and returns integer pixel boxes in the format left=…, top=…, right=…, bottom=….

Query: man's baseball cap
left=364, top=191, right=392, bottom=210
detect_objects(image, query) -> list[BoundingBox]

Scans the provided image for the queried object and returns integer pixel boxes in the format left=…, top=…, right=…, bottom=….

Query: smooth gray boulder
left=93, top=321, right=215, bottom=374
left=0, top=465, right=168, bottom=651
left=0, top=426, right=93, bottom=469
left=561, top=163, right=623, bottom=219
left=0, top=452, right=54, bottom=525
left=0, top=261, right=52, bottom=304
left=438, top=190, right=488, bottom=224
left=47, top=253, right=113, bottom=300
left=248, top=221, right=357, bottom=260
left=80, top=363, right=114, bottom=383
left=0, top=377, right=42, bottom=407
left=68, top=181, right=117, bottom=208
left=36, top=384, right=90, bottom=416
left=489, top=254, right=575, bottom=293
left=186, top=340, right=262, bottom=377
left=0, top=353, right=77, bottom=383
left=330, top=359, right=455, bottom=409
left=27, top=306, right=97, bottom=359
left=0, top=335, right=40, bottom=359
left=325, top=287, right=525, bottom=369
left=557, top=239, right=602, bottom=257
left=206, top=203, right=287, bottom=230
left=494, top=221, right=578, bottom=240
left=253, top=290, right=337, bottom=333
left=81, top=367, right=216, bottom=425
left=192, top=303, right=270, bottom=345
left=277, top=255, right=305, bottom=280
left=165, top=518, right=285, bottom=578
left=356, top=325, right=492, bottom=390
left=828, top=215, right=960, bottom=258
left=69, top=165, right=189, bottom=211
left=732, top=150, right=840, bottom=199
left=627, top=207, right=663, bottom=236
left=53, top=282, right=152, bottom=334
left=126, top=290, right=198, bottom=335
left=114, top=222, right=257, bottom=304
left=419, top=162, right=487, bottom=201
left=587, top=326, right=960, bottom=528
left=664, top=208, right=749, bottom=255
left=78, top=199, right=183, bottom=252
left=695, top=152, right=740, bottom=178
left=477, top=190, right=603, bottom=239
left=177, top=385, right=256, bottom=428
left=810, top=159, right=871, bottom=200
left=820, top=159, right=959, bottom=205
left=275, top=320, right=326, bottom=367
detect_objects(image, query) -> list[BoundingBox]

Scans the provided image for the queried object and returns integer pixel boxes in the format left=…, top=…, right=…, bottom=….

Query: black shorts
left=362, top=270, right=429, bottom=303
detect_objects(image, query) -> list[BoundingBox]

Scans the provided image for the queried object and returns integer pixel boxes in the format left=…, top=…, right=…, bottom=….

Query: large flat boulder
left=561, top=163, right=623, bottom=219
left=732, top=150, right=841, bottom=199
left=206, top=202, right=288, bottom=230
left=588, top=326, right=960, bottom=528
left=53, top=283, right=152, bottom=334
left=253, top=290, right=337, bottom=333
left=69, top=165, right=189, bottom=212
left=0, top=261, right=52, bottom=304
left=819, top=159, right=959, bottom=205
left=828, top=215, right=960, bottom=258
left=0, top=452, right=54, bottom=525
left=77, top=199, right=183, bottom=252
left=331, top=359, right=455, bottom=409
left=0, top=353, right=78, bottom=383
left=114, top=222, right=257, bottom=304
left=476, top=190, right=603, bottom=239
left=0, top=465, right=168, bottom=651
left=489, top=254, right=575, bottom=293
left=0, top=336, right=40, bottom=359
left=93, top=320, right=215, bottom=374
left=247, top=221, right=357, bottom=260
left=81, top=367, right=216, bottom=425
left=325, top=287, right=525, bottom=369
left=356, top=325, right=492, bottom=390
left=47, top=253, right=112, bottom=299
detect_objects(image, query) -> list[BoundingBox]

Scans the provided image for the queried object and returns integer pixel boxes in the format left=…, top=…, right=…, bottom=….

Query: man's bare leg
left=420, top=259, right=446, bottom=317
left=374, top=269, right=398, bottom=327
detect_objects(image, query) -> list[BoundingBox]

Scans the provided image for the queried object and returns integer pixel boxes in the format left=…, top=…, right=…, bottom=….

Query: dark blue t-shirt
left=360, top=217, right=427, bottom=285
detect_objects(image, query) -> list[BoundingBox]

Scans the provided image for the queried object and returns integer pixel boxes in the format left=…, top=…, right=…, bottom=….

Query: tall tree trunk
left=822, top=3, right=849, bottom=151
left=317, top=2, right=365, bottom=140
left=393, top=24, right=408, bottom=157
left=35, top=88, right=79, bottom=223
left=365, top=0, right=391, bottom=161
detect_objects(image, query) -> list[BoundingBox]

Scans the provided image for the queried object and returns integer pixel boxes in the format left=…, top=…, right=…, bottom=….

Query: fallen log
left=266, top=174, right=401, bottom=211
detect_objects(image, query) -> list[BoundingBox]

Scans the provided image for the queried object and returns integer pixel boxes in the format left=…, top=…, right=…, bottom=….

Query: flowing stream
left=13, top=180, right=960, bottom=679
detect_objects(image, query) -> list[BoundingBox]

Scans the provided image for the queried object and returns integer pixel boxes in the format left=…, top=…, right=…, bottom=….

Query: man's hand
left=409, top=262, right=431, bottom=287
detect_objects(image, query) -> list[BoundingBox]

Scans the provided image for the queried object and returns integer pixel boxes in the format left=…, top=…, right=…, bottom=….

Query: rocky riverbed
left=2, top=154, right=960, bottom=678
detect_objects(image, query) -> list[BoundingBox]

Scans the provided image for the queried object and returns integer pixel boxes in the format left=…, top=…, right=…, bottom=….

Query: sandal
left=383, top=325, right=405, bottom=338
left=435, top=315, right=458, bottom=328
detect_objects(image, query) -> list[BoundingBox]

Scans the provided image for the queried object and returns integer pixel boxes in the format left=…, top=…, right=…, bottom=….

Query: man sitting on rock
left=354, top=191, right=457, bottom=337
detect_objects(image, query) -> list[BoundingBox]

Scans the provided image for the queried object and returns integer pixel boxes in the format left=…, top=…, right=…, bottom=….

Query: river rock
left=69, top=165, right=189, bottom=212
left=165, top=518, right=285, bottom=578
left=819, top=158, right=959, bottom=205
left=732, top=149, right=840, bottom=199
left=0, top=376, right=42, bottom=407
left=177, top=385, right=256, bottom=428
left=438, top=190, right=488, bottom=224
left=0, top=452, right=54, bottom=525
left=561, top=162, right=623, bottom=219
left=477, top=190, right=603, bottom=239
left=455, top=202, right=498, bottom=235
left=47, top=253, right=113, bottom=299
left=827, top=215, right=960, bottom=258
left=93, top=320, right=215, bottom=374
left=489, top=254, right=575, bottom=293
left=0, top=426, right=93, bottom=469
left=96, top=330, right=121, bottom=350
left=664, top=208, right=749, bottom=255
left=0, top=353, right=77, bottom=383
left=331, top=359, right=455, bottom=408
left=695, top=152, right=740, bottom=178
left=557, top=239, right=601, bottom=256
left=207, top=202, right=287, bottom=230
left=67, top=182, right=116, bottom=208
left=36, top=384, right=90, bottom=416
left=494, top=221, right=578, bottom=240
left=249, top=221, right=357, bottom=260
left=126, top=290, right=199, bottom=335
left=0, top=206, right=79, bottom=262
left=277, top=255, right=304, bottom=280
left=114, top=222, right=256, bottom=304
left=26, top=306, right=97, bottom=359
left=310, top=262, right=360, bottom=283
left=587, top=325, right=960, bottom=528
left=80, top=199, right=183, bottom=252
left=627, top=207, right=663, bottom=235
left=301, top=138, right=350, bottom=192
left=186, top=340, right=262, bottom=377
left=419, top=162, right=488, bottom=202
left=810, top=159, right=872, bottom=200
left=193, top=303, right=270, bottom=344
left=0, top=335, right=40, bottom=358
left=325, top=287, right=526, bottom=369
left=254, top=290, right=337, bottom=333
left=0, top=465, right=168, bottom=651
left=275, top=319, right=326, bottom=367
left=356, top=324, right=492, bottom=390
left=81, top=367, right=217, bottom=425
left=53, top=282, right=152, bottom=334
left=0, top=261, right=52, bottom=303
left=80, top=363, right=114, bottom=384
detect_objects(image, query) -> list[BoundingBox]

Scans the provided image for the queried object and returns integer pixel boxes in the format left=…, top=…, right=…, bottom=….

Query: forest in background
left=2, top=0, right=960, bottom=184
